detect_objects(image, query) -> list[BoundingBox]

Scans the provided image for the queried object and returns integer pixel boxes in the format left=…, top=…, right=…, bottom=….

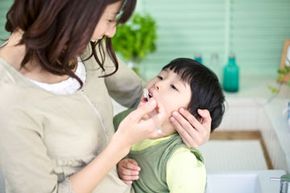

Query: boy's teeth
left=143, top=88, right=149, bottom=99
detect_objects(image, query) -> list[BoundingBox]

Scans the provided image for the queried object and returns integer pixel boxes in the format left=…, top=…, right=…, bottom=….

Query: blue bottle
left=194, top=54, right=203, bottom=64
left=222, top=54, right=239, bottom=92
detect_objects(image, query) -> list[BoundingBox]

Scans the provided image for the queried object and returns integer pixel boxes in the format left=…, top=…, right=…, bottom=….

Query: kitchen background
left=1, top=0, right=290, bottom=80
left=0, top=1, right=290, bottom=192
left=135, top=0, right=290, bottom=81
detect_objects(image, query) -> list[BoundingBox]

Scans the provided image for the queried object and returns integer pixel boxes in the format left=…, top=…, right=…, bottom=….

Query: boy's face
left=142, top=69, right=192, bottom=133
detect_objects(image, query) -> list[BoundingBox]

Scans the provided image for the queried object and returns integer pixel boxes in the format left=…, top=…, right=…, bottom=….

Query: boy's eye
left=170, top=84, right=178, bottom=91
left=157, top=75, right=163, bottom=80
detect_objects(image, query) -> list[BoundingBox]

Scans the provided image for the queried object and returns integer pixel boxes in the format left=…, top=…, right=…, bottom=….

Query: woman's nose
left=105, top=25, right=117, bottom=38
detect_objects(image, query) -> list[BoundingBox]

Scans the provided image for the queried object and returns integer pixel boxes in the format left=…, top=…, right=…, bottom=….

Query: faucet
left=271, top=174, right=290, bottom=193
left=280, top=174, right=290, bottom=193
left=0, top=169, right=5, bottom=193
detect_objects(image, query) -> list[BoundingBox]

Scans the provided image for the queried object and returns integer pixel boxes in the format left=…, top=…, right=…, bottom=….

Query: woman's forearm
left=69, top=99, right=165, bottom=193
left=69, top=135, right=130, bottom=193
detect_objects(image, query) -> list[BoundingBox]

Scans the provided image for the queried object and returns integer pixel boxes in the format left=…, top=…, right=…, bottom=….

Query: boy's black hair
left=162, top=58, right=225, bottom=132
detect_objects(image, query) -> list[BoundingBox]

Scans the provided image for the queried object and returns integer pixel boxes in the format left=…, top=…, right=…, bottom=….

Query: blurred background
left=1, top=1, right=290, bottom=190
left=1, top=0, right=290, bottom=82
left=113, top=0, right=290, bottom=83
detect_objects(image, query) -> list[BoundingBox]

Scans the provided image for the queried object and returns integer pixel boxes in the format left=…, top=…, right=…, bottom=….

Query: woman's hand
left=170, top=108, right=211, bottom=148
left=69, top=99, right=165, bottom=193
left=115, top=98, right=166, bottom=149
left=117, top=158, right=140, bottom=185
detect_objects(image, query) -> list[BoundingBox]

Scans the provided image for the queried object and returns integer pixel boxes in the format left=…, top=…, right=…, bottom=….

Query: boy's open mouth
left=143, top=88, right=154, bottom=102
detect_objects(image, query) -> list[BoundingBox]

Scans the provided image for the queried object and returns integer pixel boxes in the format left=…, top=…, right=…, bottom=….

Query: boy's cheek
left=146, top=79, right=155, bottom=88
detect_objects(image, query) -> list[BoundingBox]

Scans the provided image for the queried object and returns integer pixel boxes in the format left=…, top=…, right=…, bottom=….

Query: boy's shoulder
left=166, top=145, right=206, bottom=193
left=166, top=134, right=204, bottom=163
left=169, top=145, right=204, bottom=165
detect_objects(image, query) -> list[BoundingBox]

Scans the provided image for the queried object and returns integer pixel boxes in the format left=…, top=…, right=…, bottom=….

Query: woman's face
left=91, top=1, right=122, bottom=41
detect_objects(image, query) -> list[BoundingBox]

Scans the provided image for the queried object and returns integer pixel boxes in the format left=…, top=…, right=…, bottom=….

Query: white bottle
left=209, top=53, right=221, bottom=82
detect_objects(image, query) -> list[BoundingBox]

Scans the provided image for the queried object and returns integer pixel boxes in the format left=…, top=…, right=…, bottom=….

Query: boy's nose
left=154, top=82, right=161, bottom=90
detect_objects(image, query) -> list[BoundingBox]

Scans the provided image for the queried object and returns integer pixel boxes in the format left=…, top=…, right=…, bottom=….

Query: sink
left=206, top=170, right=285, bottom=193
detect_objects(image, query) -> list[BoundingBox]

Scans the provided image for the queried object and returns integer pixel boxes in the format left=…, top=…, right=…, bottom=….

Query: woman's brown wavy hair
left=5, top=0, right=136, bottom=87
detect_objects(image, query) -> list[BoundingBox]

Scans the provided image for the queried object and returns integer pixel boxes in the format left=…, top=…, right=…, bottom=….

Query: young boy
left=114, top=58, right=225, bottom=193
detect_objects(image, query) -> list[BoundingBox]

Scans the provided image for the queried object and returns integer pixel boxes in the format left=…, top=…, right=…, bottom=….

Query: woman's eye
left=170, top=84, right=178, bottom=91
left=108, top=19, right=116, bottom=23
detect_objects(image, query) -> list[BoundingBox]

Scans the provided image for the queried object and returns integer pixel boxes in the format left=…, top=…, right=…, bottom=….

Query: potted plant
left=277, top=66, right=290, bottom=86
left=268, top=66, right=290, bottom=94
left=112, top=13, right=157, bottom=76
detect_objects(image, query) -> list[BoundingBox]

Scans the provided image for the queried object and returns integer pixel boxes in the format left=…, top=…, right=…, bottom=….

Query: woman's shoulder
left=0, top=61, right=45, bottom=113
left=0, top=58, right=17, bottom=84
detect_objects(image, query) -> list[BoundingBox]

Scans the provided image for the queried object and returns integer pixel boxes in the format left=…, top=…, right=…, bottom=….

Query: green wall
left=139, top=0, right=290, bottom=80
left=0, top=1, right=12, bottom=41
left=1, top=0, right=289, bottom=80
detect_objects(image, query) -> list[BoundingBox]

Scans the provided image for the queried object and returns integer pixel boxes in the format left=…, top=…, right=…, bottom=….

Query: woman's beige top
left=0, top=46, right=143, bottom=193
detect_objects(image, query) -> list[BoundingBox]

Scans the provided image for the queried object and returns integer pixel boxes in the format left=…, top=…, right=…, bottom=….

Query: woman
left=0, top=0, right=211, bottom=193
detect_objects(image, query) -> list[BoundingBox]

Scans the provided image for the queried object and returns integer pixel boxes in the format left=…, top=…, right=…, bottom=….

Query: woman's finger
left=198, top=109, right=212, bottom=129
left=137, top=101, right=167, bottom=138
left=171, top=115, right=198, bottom=147
left=171, top=108, right=211, bottom=147
left=132, top=99, right=157, bottom=121
left=172, top=110, right=200, bottom=136
left=192, top=109, right=211, bottom=143
left=117, top=99, right=167, bottom=146
left=179, top=108, right=203, bottom=130
left=170, top=116, right=198, bottom=148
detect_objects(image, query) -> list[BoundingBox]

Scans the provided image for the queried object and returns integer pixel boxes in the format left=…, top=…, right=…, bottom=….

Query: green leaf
left=112, top=13, right=157, bottom=64
left=267, top=85, right=279, bottom=94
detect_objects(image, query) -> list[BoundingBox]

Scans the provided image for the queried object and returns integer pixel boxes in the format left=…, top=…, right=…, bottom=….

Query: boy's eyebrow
left=179, top=80, right=187, bottom=89
left=163, top=69, right=187, bottom=89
